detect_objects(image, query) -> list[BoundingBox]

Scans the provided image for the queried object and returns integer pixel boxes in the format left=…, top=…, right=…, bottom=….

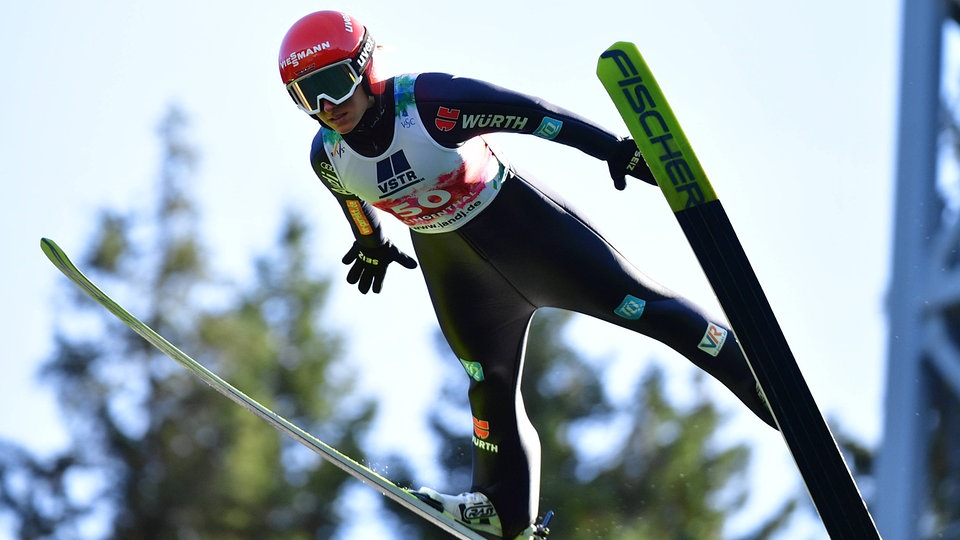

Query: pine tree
left=0, top=105, right=373, bottom=539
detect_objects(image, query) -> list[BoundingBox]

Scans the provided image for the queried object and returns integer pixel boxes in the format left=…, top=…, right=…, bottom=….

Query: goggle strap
left=353, top=30, right=376, bottom=77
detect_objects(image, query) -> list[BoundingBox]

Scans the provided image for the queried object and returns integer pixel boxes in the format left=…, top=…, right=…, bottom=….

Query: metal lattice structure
left=876, top=0, right=960, bottom=538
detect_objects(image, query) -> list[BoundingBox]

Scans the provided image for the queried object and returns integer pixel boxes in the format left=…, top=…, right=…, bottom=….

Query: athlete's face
left=317, top=86, right=373, bottom=134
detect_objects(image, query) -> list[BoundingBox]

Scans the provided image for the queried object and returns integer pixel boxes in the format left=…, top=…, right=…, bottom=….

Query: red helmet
left=279, top=11, right=378, bottom=114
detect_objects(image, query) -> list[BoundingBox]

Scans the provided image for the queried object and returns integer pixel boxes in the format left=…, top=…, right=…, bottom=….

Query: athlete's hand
left=341, top=240, right=418, bottom=294
left=608, top=138, right=656, bottom=190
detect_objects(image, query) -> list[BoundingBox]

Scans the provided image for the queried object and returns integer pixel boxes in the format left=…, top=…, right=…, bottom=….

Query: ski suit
left=309, top=72, right=775, bottom=538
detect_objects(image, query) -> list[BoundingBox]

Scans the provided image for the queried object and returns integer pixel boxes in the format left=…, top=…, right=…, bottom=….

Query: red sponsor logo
left=473, top=417, right=490, bottom=439
left=435, top=107, right=460, bottom=131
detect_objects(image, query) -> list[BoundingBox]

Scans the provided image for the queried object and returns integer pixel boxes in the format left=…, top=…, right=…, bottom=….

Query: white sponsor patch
left=698, top=323, right=728, bottom=357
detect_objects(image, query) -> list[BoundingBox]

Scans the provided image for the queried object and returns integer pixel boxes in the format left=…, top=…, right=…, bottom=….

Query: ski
left=596, top=43, right=880, bottom=538
left=39, top=237, right=487, bottom=540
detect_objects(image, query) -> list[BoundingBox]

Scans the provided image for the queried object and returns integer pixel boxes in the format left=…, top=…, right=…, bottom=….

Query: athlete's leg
left=462, top=174, right=775, bottom=428
left=411, top=229, right=541, bottom=538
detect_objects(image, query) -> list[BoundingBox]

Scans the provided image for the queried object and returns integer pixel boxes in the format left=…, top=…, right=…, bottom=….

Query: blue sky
left=1, top=1, right=901, bottom=537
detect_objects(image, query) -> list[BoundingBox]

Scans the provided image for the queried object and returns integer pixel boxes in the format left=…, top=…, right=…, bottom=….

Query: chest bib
left=322, top=74, right=506, bottom=233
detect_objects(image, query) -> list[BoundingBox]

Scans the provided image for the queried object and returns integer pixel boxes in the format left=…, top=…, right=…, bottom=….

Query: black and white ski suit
left=308, top=72, right=775, bottom=538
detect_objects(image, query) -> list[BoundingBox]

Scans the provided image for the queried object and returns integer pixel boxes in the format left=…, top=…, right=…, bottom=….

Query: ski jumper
left=309, top=73, right=775, bottom=538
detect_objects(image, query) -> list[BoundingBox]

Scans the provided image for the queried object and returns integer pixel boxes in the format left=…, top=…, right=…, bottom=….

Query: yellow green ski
left=40, top=237, right=488, bottom=540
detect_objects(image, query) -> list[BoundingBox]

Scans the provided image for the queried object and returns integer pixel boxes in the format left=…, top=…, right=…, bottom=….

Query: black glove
left=341, top=240, right=418, bottom=294
left=607, top=138, right=656, bottom=190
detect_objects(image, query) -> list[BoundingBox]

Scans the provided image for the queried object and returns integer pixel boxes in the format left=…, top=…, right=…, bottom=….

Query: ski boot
left=410, top=487, right=553, bottom=539
left=411, top=488, right=502, bottom=537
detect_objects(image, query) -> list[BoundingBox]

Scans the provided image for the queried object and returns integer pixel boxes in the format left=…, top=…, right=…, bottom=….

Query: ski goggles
left=286, top=59, right=362, bottom=113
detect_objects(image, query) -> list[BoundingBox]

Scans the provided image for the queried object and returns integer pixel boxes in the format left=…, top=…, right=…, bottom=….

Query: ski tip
left=603, top=40, right=638, bottom=52
left=40, top=237, right=74, bottom=272
left=40, top=237, right=58, bottom=258
left=598, top=41, right=640, bottom=59
left=596, top=41, right=644, bottom=80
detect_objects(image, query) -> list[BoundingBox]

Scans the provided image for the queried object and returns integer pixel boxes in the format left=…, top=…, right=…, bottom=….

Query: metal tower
left=876, top=0, right=960, bottom=538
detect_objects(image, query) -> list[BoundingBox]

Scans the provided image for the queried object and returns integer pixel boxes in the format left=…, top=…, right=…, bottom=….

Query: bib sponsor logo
left=614, top=294, right=646, bottom=320
left=332, top=139, right=345, bottom=158
left=698, top=323, right=728, bottom=357
left=376, top=150, right=425, bottom=198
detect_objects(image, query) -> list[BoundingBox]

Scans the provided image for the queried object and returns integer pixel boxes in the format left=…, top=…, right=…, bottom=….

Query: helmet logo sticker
left=280, top=41, right=332, bottom=70
left=341, top=12, right=354, bottom=32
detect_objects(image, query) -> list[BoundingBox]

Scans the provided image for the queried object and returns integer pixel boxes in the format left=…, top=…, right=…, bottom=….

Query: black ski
left=597, top=42, right=880, bottom=538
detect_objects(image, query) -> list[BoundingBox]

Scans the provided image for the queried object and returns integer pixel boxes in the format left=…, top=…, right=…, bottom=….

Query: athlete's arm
left=413, top=73, right=653, bottom=186
left=309, top=132, right=418, bottom=294
left=413, top=73, right=616, bottom=156
left=310, top=131, right=386, bottom=247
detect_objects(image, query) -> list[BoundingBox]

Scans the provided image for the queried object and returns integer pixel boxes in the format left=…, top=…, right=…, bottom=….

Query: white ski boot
left=410, top=487, right=549, bottom=539
left=411, top=487, right=502, bottom=537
